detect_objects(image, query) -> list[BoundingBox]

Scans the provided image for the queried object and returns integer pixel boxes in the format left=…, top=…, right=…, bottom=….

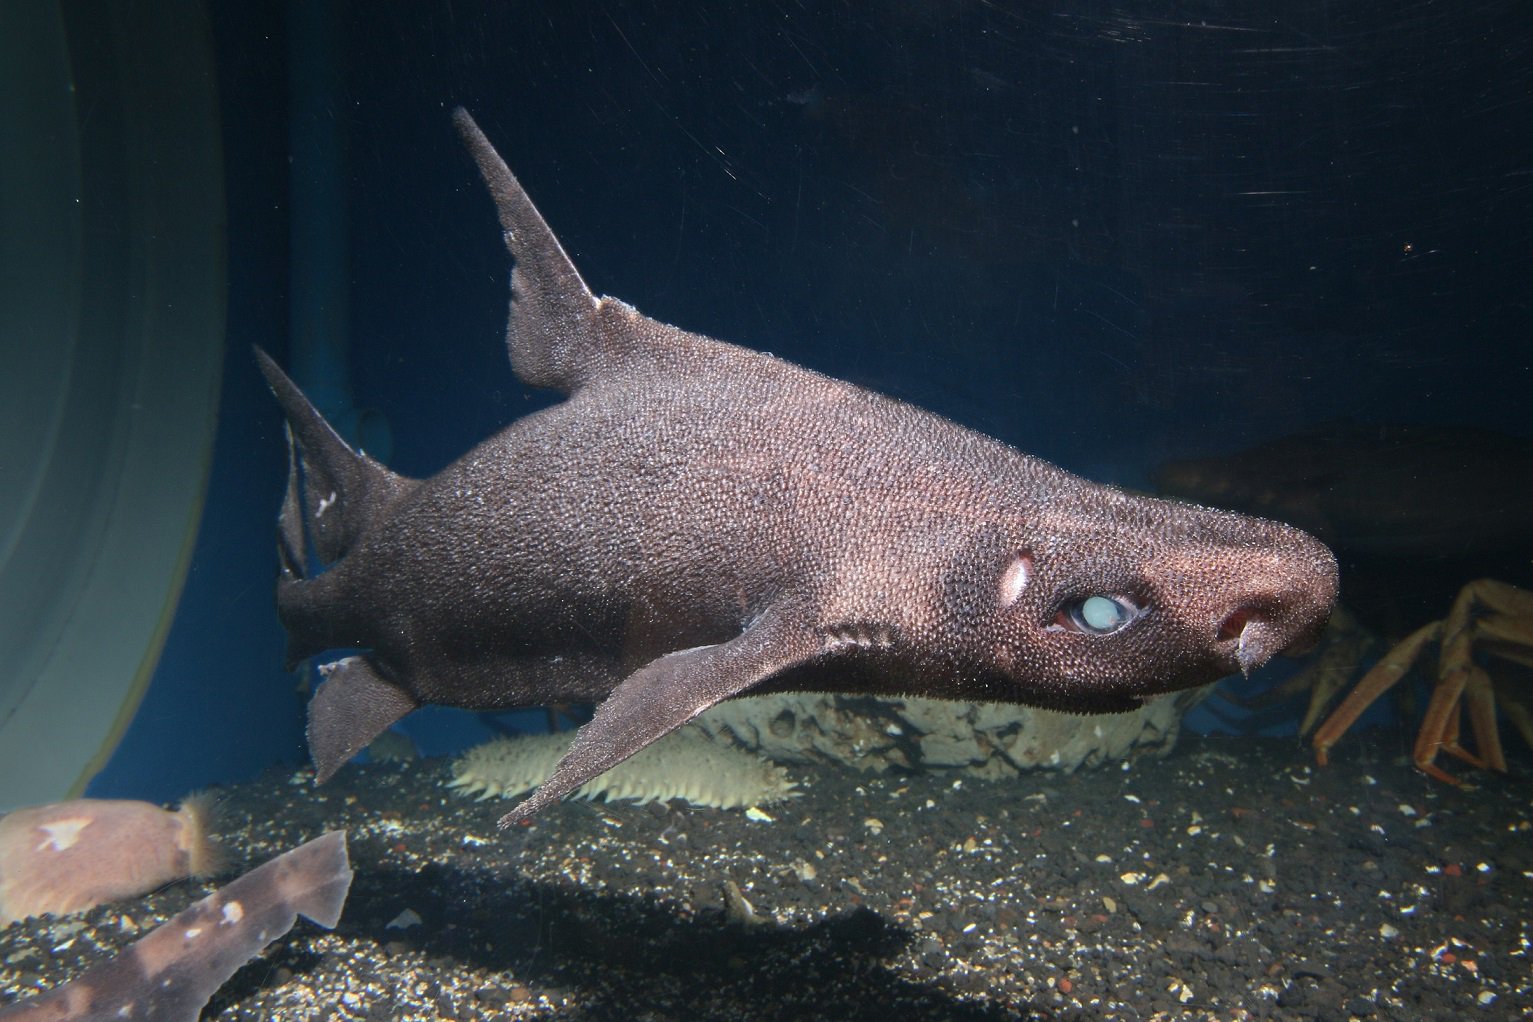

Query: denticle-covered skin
left=256, top=109, right=1338, bottom=829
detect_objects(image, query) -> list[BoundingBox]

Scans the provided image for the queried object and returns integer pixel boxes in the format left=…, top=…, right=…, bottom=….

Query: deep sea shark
left=257, top=109, right=1338, bottom=828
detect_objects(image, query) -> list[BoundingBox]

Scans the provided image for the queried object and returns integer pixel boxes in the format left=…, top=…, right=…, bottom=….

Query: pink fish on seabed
left=0, top=796, right=221, bottom=926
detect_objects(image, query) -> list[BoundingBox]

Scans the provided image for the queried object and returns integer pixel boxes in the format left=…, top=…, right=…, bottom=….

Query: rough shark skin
left=257, top=109, right=1338, bottom=829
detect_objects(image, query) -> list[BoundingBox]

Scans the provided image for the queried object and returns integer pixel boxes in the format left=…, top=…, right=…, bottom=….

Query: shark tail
left=254, top=348, right=412, bottom=663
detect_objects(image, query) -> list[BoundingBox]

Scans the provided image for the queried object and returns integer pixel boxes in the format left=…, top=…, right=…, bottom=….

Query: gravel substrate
left=2, top=731, right=1528, bottom=1020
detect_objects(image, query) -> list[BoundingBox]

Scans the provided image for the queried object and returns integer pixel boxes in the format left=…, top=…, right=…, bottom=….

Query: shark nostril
left=1217, top=606, right=1254, bottom=642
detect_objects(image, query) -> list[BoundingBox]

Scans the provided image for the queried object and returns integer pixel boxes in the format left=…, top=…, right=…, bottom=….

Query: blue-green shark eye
left=1054, top=594, right=1141, bottom=636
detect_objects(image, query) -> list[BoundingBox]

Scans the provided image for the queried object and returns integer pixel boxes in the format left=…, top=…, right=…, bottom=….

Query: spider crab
left=1312, top=579, right=1533, bottom=783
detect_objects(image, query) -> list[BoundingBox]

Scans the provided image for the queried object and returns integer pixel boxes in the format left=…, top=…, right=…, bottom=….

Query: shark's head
left=951, top=476, right=1339, bottom=711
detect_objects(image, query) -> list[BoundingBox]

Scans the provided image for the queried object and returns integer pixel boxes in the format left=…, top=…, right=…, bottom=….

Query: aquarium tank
left=1, top=2, right=1529, bottom=1020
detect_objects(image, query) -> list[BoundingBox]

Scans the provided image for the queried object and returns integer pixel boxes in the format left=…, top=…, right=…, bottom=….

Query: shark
left=256, top=108, right=1338, bottom=828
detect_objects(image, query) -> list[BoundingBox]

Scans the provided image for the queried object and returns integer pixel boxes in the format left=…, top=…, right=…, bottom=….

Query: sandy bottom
left=1, top=730, right=1528, bottom=1021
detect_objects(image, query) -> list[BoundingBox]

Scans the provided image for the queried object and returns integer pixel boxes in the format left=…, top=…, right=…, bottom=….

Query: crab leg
left=1422, top=588, right=1488, bottom=776
left=1313, top=620, right=1441, bottom=766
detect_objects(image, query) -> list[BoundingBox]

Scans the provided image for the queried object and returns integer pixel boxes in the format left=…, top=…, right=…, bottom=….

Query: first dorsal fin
left=453, top=108, right=610, bottom=394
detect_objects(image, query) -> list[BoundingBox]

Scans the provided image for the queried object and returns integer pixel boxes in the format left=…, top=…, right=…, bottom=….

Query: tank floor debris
left=3, top=732, right=1527, bottom=1021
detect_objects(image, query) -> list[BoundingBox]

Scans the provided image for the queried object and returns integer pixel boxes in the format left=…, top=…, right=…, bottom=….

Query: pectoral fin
left=498, top=607, right=820, bottom=827
left=307, top=657, right=420, bottom=782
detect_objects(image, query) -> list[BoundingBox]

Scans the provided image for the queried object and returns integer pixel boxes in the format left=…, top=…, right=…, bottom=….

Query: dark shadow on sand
left=328, top=854, right=1053, bottom=1021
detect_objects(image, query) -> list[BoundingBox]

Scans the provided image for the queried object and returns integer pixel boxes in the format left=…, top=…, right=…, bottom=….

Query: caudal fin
left=254, top=349, right=414, bottom=670
left=254, top=349, right=409, bottom=571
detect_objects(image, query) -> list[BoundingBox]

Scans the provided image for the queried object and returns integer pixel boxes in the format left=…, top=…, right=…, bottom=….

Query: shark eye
left=1053, top=594, right=1142, bottom=636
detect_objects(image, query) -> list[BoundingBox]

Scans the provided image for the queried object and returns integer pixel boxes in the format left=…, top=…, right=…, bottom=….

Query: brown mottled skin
left=0, top=833, right=350, bottom=1022
left=257, top=110, right=1338, bottom=828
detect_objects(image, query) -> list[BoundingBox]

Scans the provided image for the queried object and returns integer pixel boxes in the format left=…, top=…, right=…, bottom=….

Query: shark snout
left=1211, top=540, right=1339, bottom=677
